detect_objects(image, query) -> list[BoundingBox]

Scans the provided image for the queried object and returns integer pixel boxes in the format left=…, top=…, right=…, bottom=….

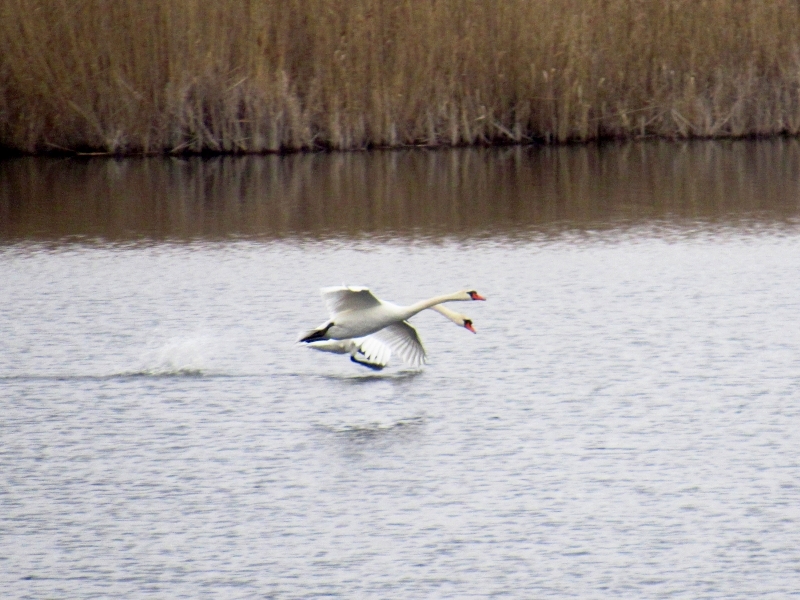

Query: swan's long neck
left=400, top=292, right=468, bottom=320
left=431, top=304, right=465, bottom=325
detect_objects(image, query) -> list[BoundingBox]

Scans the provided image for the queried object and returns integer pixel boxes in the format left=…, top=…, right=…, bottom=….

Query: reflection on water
left=320, top=415, right=427, bottom=441
left=2, top=139, right=800, bottom=241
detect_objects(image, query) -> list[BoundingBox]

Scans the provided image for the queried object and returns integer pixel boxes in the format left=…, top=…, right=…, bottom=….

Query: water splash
left=134, top=336, right=212, bottom=376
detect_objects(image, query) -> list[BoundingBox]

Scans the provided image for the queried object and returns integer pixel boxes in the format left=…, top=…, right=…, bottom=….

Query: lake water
left=2, top=141, right=800, bottom=598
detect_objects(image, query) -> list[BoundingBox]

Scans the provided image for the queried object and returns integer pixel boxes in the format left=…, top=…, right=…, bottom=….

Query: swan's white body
left=306, top=304, right=475, bottom=370
left=299, top=286, right=485, bottom=367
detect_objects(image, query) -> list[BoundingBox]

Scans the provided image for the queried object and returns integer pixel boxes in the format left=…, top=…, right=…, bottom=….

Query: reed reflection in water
left=2, top=139, right=800, bottom=242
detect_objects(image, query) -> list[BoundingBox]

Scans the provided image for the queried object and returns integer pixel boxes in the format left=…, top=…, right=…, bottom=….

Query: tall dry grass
left=1, top=0, right=800, bottom=154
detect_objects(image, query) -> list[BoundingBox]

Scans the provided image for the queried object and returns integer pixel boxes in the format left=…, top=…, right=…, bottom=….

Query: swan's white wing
left=321, top=286, right=382, bottom=317
left=373, top=321, right=427, bottom=367
left=356, top=336, right=392, bottom=367
left=306, top=335, right=392, bottom=369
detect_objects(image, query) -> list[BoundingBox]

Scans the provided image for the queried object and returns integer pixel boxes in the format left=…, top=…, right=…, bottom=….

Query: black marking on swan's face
left=467, top=291, right=486, bottom=301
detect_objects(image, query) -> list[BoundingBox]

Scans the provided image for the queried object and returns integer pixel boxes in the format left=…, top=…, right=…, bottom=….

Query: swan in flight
left=306, top=304, right=476, bottom=370
left=298, top=286, right=486, bottom=367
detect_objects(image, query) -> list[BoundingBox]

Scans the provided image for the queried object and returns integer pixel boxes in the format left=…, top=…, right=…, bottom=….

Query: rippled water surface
left=3, top=141, right=800, bottom=598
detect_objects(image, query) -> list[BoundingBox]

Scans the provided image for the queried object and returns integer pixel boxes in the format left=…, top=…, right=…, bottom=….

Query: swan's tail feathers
left=373, top=321, right=428, bottom=368
left=298, top=321, right=333, bottom=343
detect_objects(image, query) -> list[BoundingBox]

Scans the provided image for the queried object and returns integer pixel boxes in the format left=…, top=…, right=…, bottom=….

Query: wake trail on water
left=1, top=336, right=256, bottom=381
left=0, top=336, right=429, bottom=383
left=0, top=370, right=256, bottom=382
left=0, top=368, right=416, bottom=382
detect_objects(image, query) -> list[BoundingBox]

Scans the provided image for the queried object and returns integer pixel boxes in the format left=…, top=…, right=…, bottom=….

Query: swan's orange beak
left=464, top=321, right=476, bottom=333
left=469, top=291, right=486, bottom=301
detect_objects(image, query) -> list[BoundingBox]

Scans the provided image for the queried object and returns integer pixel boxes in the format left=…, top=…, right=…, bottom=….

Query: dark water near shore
left=3, top=140, right=800, bottom=241
left=2, top=141, right=800, bottom=598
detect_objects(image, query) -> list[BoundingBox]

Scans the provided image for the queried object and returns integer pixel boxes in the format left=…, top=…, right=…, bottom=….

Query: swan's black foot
left=350, top=355, right=385, bottom=370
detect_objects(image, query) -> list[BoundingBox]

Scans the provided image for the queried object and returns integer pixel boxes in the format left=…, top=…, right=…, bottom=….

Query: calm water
left=2, top=141, right=800, bottom=598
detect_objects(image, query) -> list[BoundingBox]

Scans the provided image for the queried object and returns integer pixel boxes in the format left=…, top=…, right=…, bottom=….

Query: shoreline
left=2, top=133, right=799, bottom=159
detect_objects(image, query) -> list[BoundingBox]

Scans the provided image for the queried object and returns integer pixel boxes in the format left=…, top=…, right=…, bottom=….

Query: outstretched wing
left=373, top=321, right=427, bottom=368
left=321, top=286, right=382, bottom=317
left=355, top=336, right=392, bottom=368
left=348, top=336, right=392, bottom=370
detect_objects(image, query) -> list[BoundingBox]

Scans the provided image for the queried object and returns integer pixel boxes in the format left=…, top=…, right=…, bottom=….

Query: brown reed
left=1, top=0, right=799, bottom=154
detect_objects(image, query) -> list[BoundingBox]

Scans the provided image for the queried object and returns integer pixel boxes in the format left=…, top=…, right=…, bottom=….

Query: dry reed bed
left=1, top=0, right=800, bottom=154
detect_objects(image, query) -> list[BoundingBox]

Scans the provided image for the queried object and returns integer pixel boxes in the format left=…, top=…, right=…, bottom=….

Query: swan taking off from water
left=306, top=304, right=476, bottom=370
left=298, top=286, right=486, bottom=367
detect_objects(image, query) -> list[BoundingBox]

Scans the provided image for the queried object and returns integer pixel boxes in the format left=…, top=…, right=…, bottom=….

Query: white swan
left=306, top=304, right=476, bottom=370
left=298, top=286, right=486, bottom=367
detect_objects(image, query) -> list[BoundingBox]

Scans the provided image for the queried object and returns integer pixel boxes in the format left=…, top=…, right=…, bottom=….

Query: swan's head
left=467, top=290, right=486, bottom=301
left=463, top=318, right=476, bottom=333
left=298, top=321, right=334, bottom=343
